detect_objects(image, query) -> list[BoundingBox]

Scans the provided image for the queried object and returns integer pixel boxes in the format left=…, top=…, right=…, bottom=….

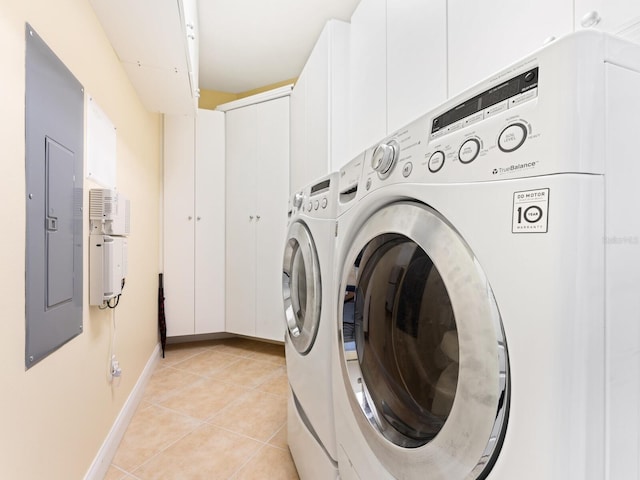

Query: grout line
left=110, top=340, right=290, bottom=478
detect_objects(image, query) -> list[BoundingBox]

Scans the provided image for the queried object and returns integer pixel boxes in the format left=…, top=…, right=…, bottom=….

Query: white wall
left=0, top=0, right=162, bottom=478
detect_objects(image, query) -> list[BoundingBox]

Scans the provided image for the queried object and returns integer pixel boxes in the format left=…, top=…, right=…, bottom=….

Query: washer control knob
left=428, top=151, right=446, bottom=173
left=459, top=138, right=481, bottom=164
left=293, top=192, right=304, bottom=208
left=371, top=140, right=399, bottom=179
left=498, top=123, right=527, bottom=153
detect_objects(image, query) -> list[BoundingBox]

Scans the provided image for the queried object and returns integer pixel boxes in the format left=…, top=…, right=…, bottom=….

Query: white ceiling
left=197, top=0, right=361, bottom=93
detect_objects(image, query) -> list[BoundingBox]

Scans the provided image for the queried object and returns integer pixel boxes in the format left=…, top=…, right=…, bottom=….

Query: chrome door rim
left=283, top=221, right=322, bottom=354
left=337, top=201, right=509, bottom=479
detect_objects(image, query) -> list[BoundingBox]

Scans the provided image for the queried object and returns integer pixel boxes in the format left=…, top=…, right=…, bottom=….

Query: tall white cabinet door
left=387, top=0, right=447, bottom=132
left=328, top=21, right=351, bottom=172
left=348, top=0, right=387, bottom=158
left=225, top=106, right=258, bottom=337
left=290, top=70, right=307, bottom=194
left=575, top=0, right=640, bottom=37
left=448, top=0, right=573, bottom=97
left=255, top=97, right=290, bottom=342
left=194, top=109, right=225, bottom=334
left=290, top=19, right=350, bottom=187
left=305, top=28, right=330, bottom=183
left=163, top=115, right=195, bottom=337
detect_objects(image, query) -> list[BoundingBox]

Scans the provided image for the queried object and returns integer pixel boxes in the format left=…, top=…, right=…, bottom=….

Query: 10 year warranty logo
left=512, top=188, right=549, bottom=233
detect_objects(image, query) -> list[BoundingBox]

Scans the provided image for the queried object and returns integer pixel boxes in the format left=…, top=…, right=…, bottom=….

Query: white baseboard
left=84, top=342, right=161, bottom=480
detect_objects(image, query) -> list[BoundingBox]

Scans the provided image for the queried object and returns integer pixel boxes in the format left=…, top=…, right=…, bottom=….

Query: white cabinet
left=575, top=0, right=640, bottom=39
left=348, top=0, right=387, bottom=158
left=387, top=0, right=447, bottom=132
left=225, top=96, right=290, bottom=342
left=163, top=109, right=225, bottom=337
left=347, top=0, right=447, bottom=157
left=290, top=20, right=350, bottom=192
left=447, top=0, right=574, bottom=97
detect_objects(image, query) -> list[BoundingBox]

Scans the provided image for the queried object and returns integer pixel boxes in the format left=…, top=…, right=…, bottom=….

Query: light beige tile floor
left=104, top=337, right=299, bottom=480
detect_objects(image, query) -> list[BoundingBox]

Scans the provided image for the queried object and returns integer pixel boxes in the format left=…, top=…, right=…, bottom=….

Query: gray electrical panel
left=25, top=24, right=84, bottom=368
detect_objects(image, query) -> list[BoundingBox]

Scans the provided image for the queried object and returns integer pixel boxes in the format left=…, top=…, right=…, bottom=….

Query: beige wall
left=0, top=0, right=161, bottom=478
left=199, top=77, right=298, bottom=110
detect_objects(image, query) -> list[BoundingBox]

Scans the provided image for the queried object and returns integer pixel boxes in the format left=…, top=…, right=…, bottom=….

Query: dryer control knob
left=371, top=140, right=399, bottom=179
left=293, top=192, right=304, bottom=208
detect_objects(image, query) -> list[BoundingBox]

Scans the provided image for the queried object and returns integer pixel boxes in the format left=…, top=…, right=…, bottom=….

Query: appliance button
left=314, top=200, right=319, bottom=210
left=498, top=123, right=527, bottom=152
left=366, top=177, right=372, bottom=190
left=459, top=138, right=480, bottom=164
left=321, top=198, right=328, bottom=209
left=464, top=111, right=484, bottom=127
left=428, top=151, right=445, bottom=173
left=509, top=88, right=537, bottom=108
left=307, top=201, right=312, bottom=211
left=524, top=71, right=535, bottom=82
left=485, top=100, right=508, bottom=118
left=402, top=162, right=413, bottom=177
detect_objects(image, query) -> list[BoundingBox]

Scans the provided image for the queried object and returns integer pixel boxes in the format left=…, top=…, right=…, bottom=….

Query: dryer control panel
left=289, top=172, right=339, bottom=221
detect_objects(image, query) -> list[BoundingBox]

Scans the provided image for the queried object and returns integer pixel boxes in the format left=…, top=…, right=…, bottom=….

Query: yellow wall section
left=199, top=77, right=298, bottom=110
left=198, top=89, right=239, bottom=110
left=0, top=0, right=161, bottom=478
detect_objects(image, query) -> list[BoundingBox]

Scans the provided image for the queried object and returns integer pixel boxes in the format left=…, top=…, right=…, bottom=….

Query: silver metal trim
left=282, top=221, right=322, bottom=354
left=337, top=201, right=509, bottom=479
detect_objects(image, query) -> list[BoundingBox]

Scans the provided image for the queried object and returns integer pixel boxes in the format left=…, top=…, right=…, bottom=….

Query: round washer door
left=282, top=221, right=322, bottom=354
left=339, top=202, right=509, bottom=479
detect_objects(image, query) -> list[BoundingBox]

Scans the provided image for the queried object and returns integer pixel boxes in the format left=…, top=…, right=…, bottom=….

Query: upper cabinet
left=575, top=0, right=640, bottom=40
left=89, top=0, right=199, bottom=114
left=387, top=0, right=447, bottom=133
left=347, top=0, right=447, bottom=158
left=447, top=0, right=574, bottom=97
left=290, top=20, right=350, bottom=193
left=348, top=0, right=387, bottom=159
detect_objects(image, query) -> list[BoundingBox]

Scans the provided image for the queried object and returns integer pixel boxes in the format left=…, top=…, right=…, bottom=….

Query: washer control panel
left=430, top=67, right=538, bottom=141
left=361, top=64, right=545, bottom=191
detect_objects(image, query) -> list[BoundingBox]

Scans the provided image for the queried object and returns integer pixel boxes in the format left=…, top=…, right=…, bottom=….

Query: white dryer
left=283, top=172, right=339, bottom=479
left=332, top=31, right=640, bottom=480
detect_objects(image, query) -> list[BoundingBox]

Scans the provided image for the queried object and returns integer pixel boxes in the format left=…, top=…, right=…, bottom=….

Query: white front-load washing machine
left=332, top=31, right=640, bottom=480
left=283, top=172, right=339, bottom=479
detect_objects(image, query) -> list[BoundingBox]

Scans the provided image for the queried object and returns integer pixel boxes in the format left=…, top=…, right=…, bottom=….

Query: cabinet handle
left=197, top=216, right=201, bottom=221
left=256, top=215, right=261, bottom=221
left=580, top=11, right=601, bottom=28
left=188, top=216, right=193, bottom=220
left=249, top=215, right=254, bottom=221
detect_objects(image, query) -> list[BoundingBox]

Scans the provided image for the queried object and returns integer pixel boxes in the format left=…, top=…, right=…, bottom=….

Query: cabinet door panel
left=387, top=0, right=447, bottom=132
left=290, top=71, right=307, bottom=194
left=328, top=20, right=351, bottom=172
left=163, top=115, right=195, bottom=336
left=305, top=27, right=330, bottom=184
left=348, top=0, right=387, bottom=158
left=255, top=97, right=290, bottom=342
left=448, top=0, right=573, bottom=97
left=225, top=106, right=257, bottom=336
left=195, top=109, right=225, bottom=334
